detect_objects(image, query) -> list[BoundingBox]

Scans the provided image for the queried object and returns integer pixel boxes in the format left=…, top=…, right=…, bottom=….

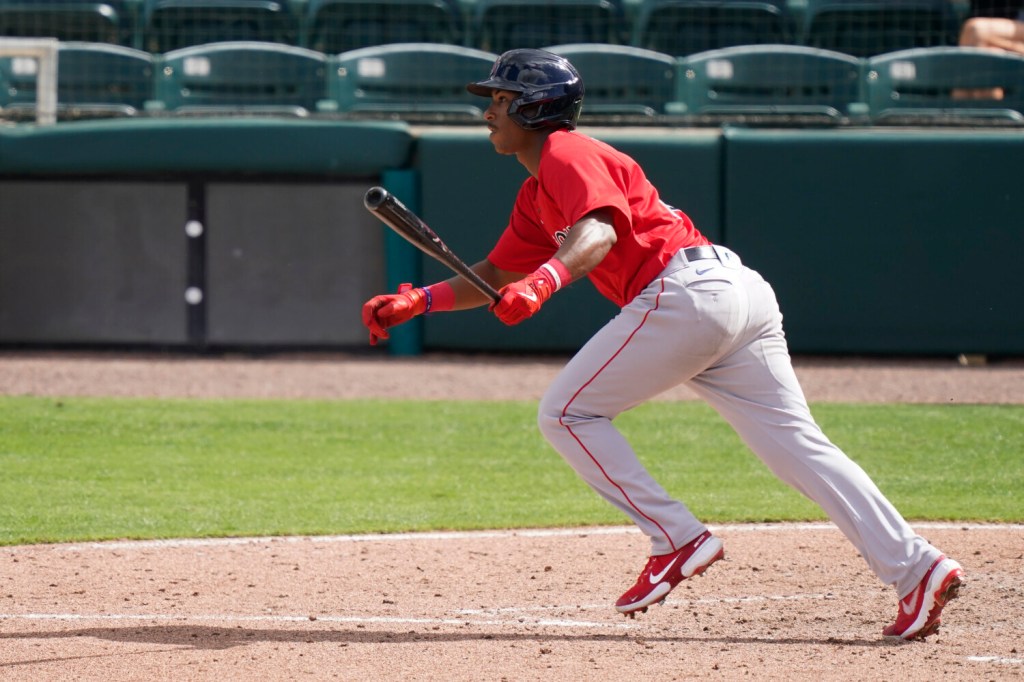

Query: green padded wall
left=0, top=118, right=412, bottom=175
left=416, top=128, right=723, bottom=352
left=723, top=129, right=1024, bottom=355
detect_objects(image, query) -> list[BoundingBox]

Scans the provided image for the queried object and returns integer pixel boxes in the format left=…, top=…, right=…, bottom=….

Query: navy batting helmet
left=467, top=49, right=584, bottom=130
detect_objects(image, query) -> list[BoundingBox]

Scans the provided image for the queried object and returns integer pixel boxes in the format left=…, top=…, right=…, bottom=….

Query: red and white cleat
left=883, top=555, right=964, bottom=641
left=615, top=530, right=724, bottom=617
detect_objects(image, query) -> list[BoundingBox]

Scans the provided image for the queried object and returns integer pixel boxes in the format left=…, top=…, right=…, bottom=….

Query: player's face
left=484, top=90, right=533, bottom=155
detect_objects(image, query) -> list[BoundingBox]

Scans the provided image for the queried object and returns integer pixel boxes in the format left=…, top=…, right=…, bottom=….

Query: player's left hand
left=491, top=271, right=555, bottom=325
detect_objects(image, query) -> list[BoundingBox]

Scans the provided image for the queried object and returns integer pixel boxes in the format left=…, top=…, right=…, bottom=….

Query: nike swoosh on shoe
left=648, top=555, right=681, bottom=584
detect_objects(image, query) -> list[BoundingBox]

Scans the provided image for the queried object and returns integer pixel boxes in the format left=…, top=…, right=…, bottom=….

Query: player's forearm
left=445, top=260, right=522, bottom=310
left=428, top=210, right=617, bottom=315
left=553, top=209, right=617, bottom=281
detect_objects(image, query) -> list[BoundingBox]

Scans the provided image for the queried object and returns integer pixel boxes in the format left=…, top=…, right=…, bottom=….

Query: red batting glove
left=491, top=270, right=556, bottom=326
left=361, top=284, right=428, bottom=345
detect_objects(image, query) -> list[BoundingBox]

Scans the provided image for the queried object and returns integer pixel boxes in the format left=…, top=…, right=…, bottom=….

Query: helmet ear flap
left=518, top=103, right=542, bottom=120
left=507, top=100, right=544, bottom=130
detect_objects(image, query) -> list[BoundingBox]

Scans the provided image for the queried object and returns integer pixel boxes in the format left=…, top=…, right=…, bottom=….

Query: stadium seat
left=0, top=0, right=135, bottom=46
left=327, top=43, right=497, bottom=121
left=153, top=41, right=328, bottom=116
left=864, top=47, right=1024, bottom=124
left=674, top=44, right=866, bottom=123
left=545, top=44, right=676, bottom=119
left=803, top=0, right=960, bottom=58
left=471, top=0, right=625, bottom=55
left=0, top=41, right=153, bottom=120
left=631, top=0, right=794, bottom=58
left=142, top=0, right=301, bottom=53
left=304, top=0, right=462, bottom=54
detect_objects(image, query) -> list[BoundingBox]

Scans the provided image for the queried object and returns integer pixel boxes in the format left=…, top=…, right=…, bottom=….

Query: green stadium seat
left=631, top=0, right=794, bottom=58
left=0, top=0, right=136, bottom=46
left=304, top=0, right=462, bottom=54
left=0, top=51, right=50, bottom=120
left=142, top=0, right=301, bottom=53
left=865, top=47, right=1024, bottom=124
left=803, top=0, right=960, bottom=58
left=153, top=41, right=328, bottom=116
left=674, top=44, right=865, bottom=123
left=545, top=43, right=676, bottom=119
left=0, top=41, right=153, bottom=120
left=471, top=0, right=625, bottom=55
left=326, top=43, right=496, bottom=121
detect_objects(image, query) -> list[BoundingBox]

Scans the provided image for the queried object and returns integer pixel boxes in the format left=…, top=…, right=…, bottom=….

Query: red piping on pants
left=557, top=277, right=678, bottom=553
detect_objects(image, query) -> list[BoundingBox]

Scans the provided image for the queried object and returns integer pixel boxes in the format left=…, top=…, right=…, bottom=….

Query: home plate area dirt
left=1, top=352, right=1023, bottom=680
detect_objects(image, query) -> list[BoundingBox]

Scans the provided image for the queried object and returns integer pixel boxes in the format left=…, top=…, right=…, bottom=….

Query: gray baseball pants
left=537, top=247, right=942, bottom=598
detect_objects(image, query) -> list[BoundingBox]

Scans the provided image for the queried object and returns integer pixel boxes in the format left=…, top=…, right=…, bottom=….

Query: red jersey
left=487, top=130, right=709, bottom=307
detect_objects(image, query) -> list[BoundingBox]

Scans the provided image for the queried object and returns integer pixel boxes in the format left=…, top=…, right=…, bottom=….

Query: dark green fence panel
left=723, top=129, right=1024, bottom=355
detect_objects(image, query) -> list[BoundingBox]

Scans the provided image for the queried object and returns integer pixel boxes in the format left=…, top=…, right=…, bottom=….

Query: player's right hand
left=361, top=284, right=428, bottom=345
left=490, top=271, right=554, bottom=326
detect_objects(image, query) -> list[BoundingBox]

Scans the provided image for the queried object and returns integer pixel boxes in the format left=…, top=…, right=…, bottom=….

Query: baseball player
left=362, top=49, right=964, bottom=640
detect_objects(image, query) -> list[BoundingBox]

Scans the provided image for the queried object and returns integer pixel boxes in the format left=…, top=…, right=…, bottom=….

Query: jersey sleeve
left=487, top=179, right=557, bottom=274
left=541, top=140, right=633, bottom=235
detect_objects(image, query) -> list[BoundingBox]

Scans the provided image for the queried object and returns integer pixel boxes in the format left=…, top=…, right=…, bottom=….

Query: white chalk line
left=0, top=612, right=635, bottom=630
left=456, top=592, right=841, bottom=616
left=967, top=656, right=1024, bottom=666
left=0, top=590, right=847, bottom=632
left=35, top=522, right=1024, bottom=553
left=0, top=593, right=839, bottom=628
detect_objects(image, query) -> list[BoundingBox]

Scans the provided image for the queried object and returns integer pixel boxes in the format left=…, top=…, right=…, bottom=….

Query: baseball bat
left=364, top=186, right=501, bottom=303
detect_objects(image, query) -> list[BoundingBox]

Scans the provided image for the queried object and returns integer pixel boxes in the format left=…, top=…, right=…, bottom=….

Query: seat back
left=305, top=0, right=461, bottom=54
left=677, top=44, right=865, bottom=122
left=154, top=41, right=328, bottom=115
left=1, top=41, right=153, bottom=119
left=472, top=0, right=624, bottom=55
left=0, top=47, right=46, bottom=115
left=143, top=0, right=300, bottom=53
left=546, top=43, right=676, bottom=119
left=865, top=47, right=1024, bottom=123
left=0, top=0, right=134, bottom=45
left=632, top=0, right=793, bottom=57
left=804, top=0, right=959, bottom=58
left=328, top=43, right=496, bottom=121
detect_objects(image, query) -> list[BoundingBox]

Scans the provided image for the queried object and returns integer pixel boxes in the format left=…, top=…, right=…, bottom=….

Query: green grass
left=1, top=396, right=1020, bottom=545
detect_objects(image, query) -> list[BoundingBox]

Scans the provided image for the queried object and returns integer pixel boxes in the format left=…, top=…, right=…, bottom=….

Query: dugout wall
left=409, top=127, right=1024, bottom=357
left=1, top=121, right=1022, bottom=356
left=722, top=128, right=1024, bottom=356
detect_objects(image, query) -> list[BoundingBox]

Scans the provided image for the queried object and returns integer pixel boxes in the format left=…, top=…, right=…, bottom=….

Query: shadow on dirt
left=0, top=623, right=894, bottom=654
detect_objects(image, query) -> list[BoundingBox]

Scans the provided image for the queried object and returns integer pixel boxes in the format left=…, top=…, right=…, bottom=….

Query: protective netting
left=1, top=0, right=1022, bottom=126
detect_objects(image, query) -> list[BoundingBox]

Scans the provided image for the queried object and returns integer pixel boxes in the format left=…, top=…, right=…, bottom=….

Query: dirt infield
left=1, top=352, right=1023, bottom=681
left=2, top=351, right=1023, bottom=403
left=2, top=525, right=1022, bottom=681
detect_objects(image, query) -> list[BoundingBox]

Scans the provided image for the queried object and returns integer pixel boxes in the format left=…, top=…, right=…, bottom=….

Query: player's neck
left=516, top=129, right=555, bottom=177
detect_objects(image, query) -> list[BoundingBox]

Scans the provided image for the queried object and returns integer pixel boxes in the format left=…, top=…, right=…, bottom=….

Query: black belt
left=682, top=245, right=718, bottom=262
